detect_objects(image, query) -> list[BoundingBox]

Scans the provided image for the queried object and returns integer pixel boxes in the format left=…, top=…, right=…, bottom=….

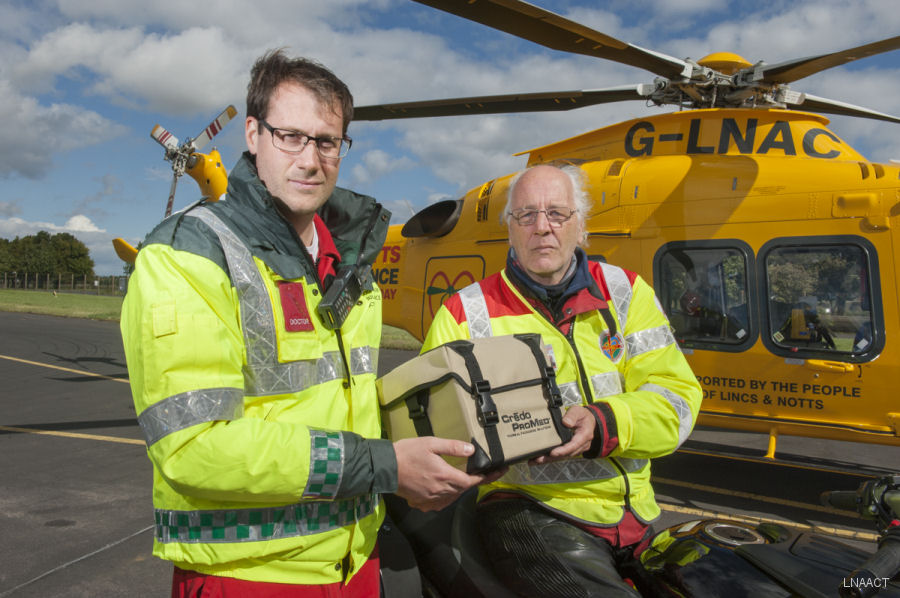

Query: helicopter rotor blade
left=190, top=105, right=239, bottom=152
left=354, top=85, right=654, bottom=121
left=414, top=0, right=691, bottom=80
left=164, top=173, right=179, bottom=218
left=791, top=93, right=900, bottom=124
left=150, top=124, right=180, bottom=151
left=752, top=35, right=900, bottom=84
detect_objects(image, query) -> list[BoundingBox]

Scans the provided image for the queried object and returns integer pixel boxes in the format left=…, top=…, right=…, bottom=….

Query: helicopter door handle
left=803, top=360, right=856, bottom=374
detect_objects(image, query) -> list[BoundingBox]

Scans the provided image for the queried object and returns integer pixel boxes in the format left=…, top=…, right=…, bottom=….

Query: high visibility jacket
left=422, top=260, right=702, bottom=526
left=121, top=153, right=394, bottom=585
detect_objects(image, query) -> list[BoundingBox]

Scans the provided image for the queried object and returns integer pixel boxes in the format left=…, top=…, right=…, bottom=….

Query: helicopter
left=111, top=105, right=237, bottom=263
left=354, top=0, right=900, bottom=456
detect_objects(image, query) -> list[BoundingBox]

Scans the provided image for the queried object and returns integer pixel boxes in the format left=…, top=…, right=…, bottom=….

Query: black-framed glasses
left=511, top=208, right=577, bottom=227
left=259, top=119, right=352, bottom=159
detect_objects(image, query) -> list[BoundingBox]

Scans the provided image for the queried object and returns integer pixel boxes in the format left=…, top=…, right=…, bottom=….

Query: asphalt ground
left=2, top=310, right=899, bottom=597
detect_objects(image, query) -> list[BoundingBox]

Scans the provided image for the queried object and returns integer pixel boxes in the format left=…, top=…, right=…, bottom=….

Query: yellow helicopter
left=111, top=105, right=237, bottom=263
left=355, top=0, right=900, bottom=456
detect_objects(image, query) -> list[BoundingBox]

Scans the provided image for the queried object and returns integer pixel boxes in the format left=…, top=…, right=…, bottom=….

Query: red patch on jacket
left=278, top=282, right=314, bottom=332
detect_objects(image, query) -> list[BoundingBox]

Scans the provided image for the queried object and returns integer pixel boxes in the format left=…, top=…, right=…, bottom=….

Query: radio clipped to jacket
left=317, top=265, right=363, bottom=329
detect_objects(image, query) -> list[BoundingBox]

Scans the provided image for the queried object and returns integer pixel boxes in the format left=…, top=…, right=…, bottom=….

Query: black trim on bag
left=405, top=389, right=433, bottom=437
left=449, top=341, right=505, bottom=469
left=514, top=333, right=572, bottom=445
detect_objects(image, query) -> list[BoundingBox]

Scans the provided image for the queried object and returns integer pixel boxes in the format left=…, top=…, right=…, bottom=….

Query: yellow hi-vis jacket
left=422, top=255, right=702, bottom=526
left=121, top=153, right=394, bottom=584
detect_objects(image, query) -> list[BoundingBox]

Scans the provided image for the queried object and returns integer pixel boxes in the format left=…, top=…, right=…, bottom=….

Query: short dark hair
left=246, top=49, right=354, bottom=134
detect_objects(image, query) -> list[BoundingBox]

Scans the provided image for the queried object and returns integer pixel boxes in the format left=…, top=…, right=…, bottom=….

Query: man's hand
left=394, top=437, right=505, bottom=511
left=529, top=405, right=596, bottom=465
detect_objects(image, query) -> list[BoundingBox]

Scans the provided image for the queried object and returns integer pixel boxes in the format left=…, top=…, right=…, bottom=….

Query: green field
left=0, top=289, right=421, bottom=350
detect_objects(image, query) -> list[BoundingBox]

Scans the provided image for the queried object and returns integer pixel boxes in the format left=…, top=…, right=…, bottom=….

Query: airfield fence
left=0, top=272, right=126, bottom=296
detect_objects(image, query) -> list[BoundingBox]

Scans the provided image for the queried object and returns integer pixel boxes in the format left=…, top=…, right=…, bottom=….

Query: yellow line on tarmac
left=0, top=353, right=129, bottom=384
left=659, top=502, right=878, bottom=542
left=0, top=425, right=145, bottom=446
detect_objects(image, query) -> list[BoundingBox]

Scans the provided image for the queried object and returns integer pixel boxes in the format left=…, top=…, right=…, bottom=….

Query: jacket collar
left=218, top=152, right=388, bottom=281
left=505, top=247, right=609, bottom=326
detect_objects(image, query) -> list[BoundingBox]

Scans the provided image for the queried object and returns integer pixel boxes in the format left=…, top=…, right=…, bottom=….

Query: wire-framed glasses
left=259, top=120, right=352, bottom=159
left=511, top=207, right=577, bottom=227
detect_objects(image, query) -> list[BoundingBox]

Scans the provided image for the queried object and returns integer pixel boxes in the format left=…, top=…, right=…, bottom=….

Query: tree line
left=0, top=231, right=94, bottom=277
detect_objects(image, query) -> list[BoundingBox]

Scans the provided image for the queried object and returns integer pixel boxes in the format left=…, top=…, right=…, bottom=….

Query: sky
left=1, top=0, right=899, bottom=275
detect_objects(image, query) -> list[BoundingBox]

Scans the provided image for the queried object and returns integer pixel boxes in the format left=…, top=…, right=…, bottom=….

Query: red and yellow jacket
left=422, top=253, right=702, bottom=526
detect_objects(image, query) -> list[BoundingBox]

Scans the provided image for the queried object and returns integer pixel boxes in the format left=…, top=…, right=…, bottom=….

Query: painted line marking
left=0, top=425, right=144, bottom=446
left=0, top=524, right=155, bottom=598
left=0, top=353, right=129, bottom=384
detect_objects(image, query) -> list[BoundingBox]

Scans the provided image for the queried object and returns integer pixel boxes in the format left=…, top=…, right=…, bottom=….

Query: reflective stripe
left=501, top=454, right=646, bottom=485
left=244, top=347, right=377, bottom=397
left=186, top=208, right=377, bottom=398
left=188, top=207, right=277, bottom=368
left=640, top=383, right=693, bottom=448
left=458, top=283, right=493, bottom=339
left=626, top=325, right=675, bottom=358
left=599, top=263, right=632, bottom=333
left=139, top=388, right=243, bottom=447
left=558, top=381, right=583, bottom=408
left=304, top=430, right=344, bottom=498
left=155, top=493, right=377, bottom=544
left=349, top=346, right=377, bottom=379
left=590, top=371, right=624, bottom=399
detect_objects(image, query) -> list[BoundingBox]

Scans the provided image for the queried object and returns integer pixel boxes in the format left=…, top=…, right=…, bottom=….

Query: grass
left=0, top=289, right=124, bottom=320
left=0, top=289, right=421, bottom=350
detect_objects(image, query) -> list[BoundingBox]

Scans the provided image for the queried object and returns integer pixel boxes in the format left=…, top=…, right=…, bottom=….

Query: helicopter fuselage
left=375, top=107, right=900, bottom=449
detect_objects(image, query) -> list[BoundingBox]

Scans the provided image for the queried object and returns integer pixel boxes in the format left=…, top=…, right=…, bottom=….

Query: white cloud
left=0, top=80, right=128, bottom=179
left=349, top=149, right=415, bottom=186
left=63, top=214, right=104, bottom=232
left=0, top=215, right=105, bottom=237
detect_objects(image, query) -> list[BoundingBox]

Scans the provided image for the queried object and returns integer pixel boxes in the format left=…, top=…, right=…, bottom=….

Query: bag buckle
left=543, top=366, right=563, bottom=407
left=474, top=380, right=498, bottom=426
left=405, top=391, right=429, bottom=420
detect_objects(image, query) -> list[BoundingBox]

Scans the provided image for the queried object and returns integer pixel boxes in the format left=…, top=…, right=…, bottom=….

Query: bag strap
left=404, top=389, right=434, bottom=437
left=598, top=305, right=617, bottom=338
left=514, top=334, right=572, bottom=444
left=448, top=341, right=504, bottom=465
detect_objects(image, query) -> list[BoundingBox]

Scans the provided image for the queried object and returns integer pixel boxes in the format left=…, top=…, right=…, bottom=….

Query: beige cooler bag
left=377, top=333, right=573, bottom=473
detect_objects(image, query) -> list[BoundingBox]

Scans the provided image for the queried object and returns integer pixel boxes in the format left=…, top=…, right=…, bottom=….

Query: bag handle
left=448, top=341, right=505, bottom=467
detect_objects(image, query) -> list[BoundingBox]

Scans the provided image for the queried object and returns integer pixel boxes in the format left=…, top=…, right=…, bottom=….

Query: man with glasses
left=121, top=49, right=497, bottom=596
left=421, top=163, right=702, bottom=597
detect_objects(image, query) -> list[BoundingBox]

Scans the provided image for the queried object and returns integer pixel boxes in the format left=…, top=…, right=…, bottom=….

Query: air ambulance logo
left=599, top=330, right=624, bottom=363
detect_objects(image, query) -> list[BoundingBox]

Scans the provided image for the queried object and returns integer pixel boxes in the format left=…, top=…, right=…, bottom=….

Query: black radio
left=317, top=265, right=363, bottom=330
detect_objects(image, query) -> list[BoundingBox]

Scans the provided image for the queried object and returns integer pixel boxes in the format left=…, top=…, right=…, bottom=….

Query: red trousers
left=171, top=549, right=380, bottom=598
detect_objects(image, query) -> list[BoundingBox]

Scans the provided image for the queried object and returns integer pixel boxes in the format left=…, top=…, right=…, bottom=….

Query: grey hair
left=501, top=164, right=592, bottom=244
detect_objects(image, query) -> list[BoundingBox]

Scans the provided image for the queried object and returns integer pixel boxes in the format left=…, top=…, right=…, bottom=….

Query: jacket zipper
left=564, top=311, right=632, bottom=509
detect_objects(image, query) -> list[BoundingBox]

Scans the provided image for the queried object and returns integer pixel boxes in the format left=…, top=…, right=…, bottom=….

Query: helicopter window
left=762, top=240, right=879, bottom=359
left=655, top=242, right=754, bottom=352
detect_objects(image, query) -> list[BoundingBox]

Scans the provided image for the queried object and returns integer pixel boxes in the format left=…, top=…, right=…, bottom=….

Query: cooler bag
left=377, top=333, right=574, bottom=473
